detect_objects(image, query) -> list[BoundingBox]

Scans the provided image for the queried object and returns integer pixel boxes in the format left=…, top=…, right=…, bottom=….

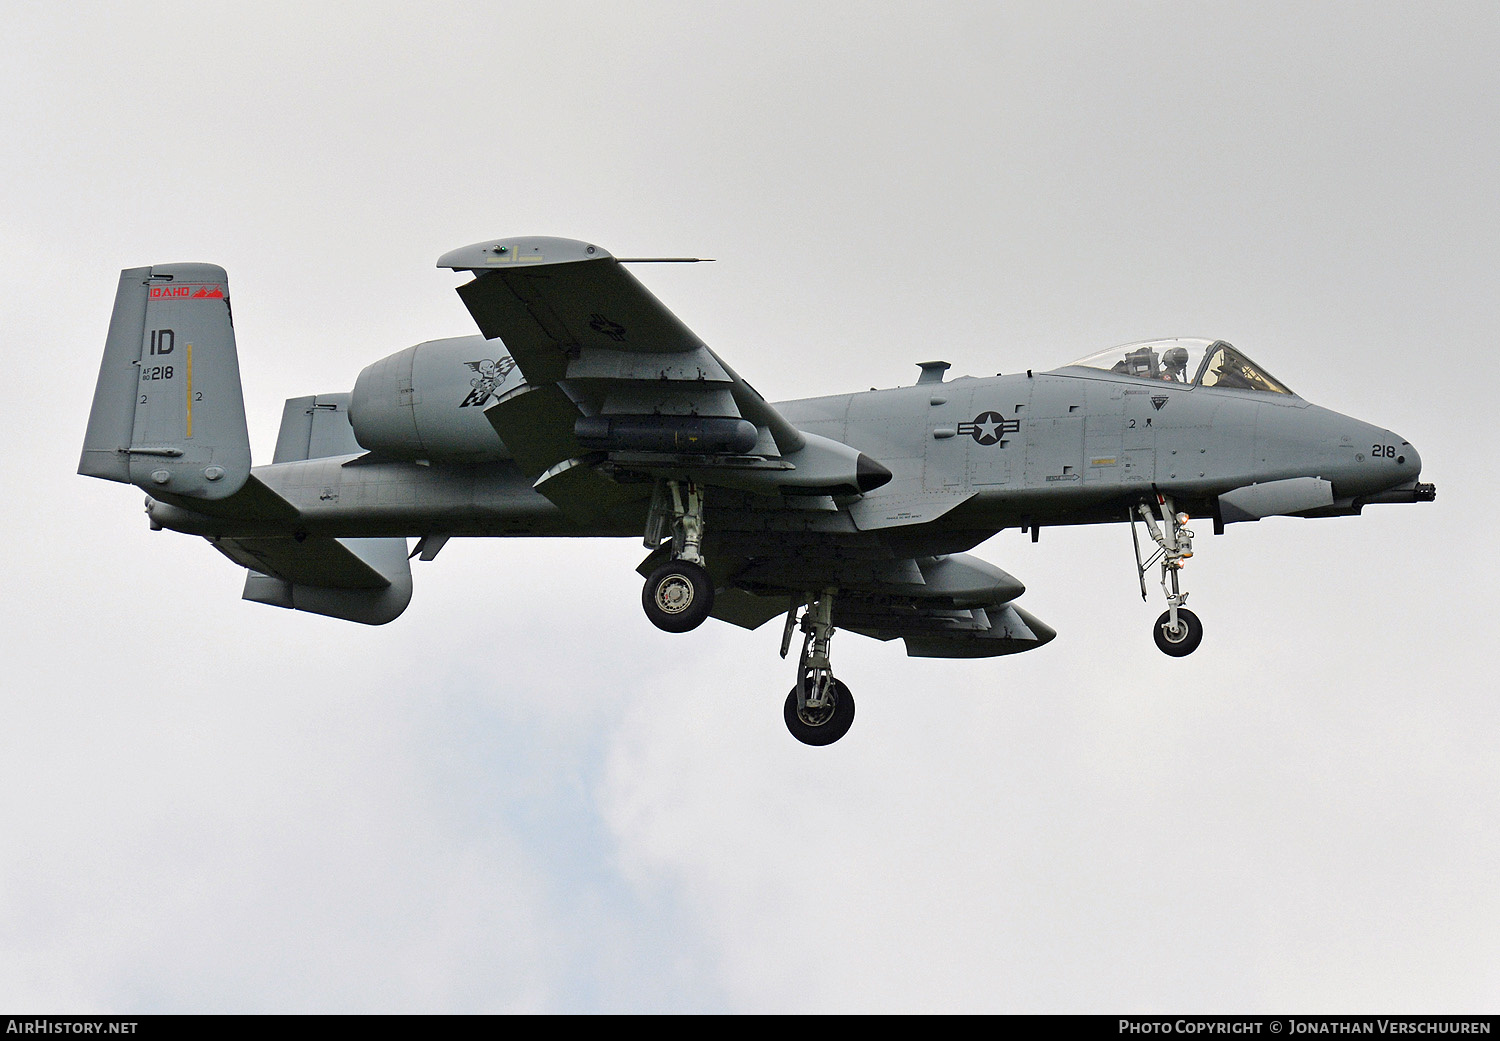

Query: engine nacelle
left=348, top=335, right=518, bottom=460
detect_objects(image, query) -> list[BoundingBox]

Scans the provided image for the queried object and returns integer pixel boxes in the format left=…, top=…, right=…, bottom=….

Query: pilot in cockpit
left=1160, top=346, right=1189, bottom=383
left=1110, top=344, right=1193, bottom=383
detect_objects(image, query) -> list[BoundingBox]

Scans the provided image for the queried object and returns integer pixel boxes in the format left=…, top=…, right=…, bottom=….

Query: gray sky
left=2, top=1, right=1496, bottom=1012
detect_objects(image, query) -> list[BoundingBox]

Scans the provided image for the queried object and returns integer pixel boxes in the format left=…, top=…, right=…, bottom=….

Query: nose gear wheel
left=1153, top=607, right=1203, bottom=656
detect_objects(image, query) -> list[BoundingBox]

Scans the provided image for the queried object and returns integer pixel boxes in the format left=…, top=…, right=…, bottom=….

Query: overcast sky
left=2, top=2, right=1496, bottom=1013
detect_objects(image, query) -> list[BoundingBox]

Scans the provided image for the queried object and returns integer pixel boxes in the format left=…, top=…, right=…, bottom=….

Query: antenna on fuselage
left=916, top=361, right=951, bottom=385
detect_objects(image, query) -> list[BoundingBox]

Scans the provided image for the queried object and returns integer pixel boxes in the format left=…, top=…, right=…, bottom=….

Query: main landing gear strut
left=640, top=479, right=715, bottom=633
left=1131, top=493, right=1203, bottom=656
left=638, top=482, right=856, bottom=745
left=779, top=589, right=855, bottom=745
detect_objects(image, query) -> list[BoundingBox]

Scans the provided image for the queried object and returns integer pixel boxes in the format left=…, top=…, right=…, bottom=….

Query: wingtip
left=437, top=237, right=613, bottom=271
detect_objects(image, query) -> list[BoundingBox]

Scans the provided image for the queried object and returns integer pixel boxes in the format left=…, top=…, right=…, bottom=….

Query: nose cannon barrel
left=1364, top=481, right=1437, bottom=505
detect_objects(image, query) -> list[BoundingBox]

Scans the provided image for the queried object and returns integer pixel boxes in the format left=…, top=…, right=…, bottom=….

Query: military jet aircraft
left=80, top=237, right=1435, bottom=745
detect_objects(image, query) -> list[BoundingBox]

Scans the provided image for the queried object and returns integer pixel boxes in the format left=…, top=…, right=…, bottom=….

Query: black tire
left=642, top=560, right=714, bottom=633
left=783, top=678, right=856, bottom=746
left=1153, top=607, right=1203, bottom=656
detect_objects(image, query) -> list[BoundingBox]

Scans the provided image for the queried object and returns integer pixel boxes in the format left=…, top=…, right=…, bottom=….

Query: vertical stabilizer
left=80, top=264, right=251, bottom=499
left=271, top=393, right=362, bottom=462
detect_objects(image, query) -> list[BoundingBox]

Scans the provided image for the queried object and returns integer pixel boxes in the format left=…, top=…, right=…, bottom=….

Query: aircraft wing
left=438, top=237, right=708, bottom=381
left=437, top=238, right=813, bottom=512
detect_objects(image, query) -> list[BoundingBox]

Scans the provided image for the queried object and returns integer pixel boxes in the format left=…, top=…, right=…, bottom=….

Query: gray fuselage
left=146, top=364, right=1421, bottom=544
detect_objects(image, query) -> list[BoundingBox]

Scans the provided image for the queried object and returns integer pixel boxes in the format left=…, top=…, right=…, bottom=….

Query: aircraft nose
left=1360, top=430, right=1434, bottom=504
left=1392, top=433, right=1421, bottom=480
left=1323, top=411, right=1427, bottom=498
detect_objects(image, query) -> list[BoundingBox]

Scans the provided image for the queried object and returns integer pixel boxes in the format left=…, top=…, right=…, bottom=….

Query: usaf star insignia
left=588, top=313, right=628, bottom=342
left=958, top=411, right=1020, bottom=446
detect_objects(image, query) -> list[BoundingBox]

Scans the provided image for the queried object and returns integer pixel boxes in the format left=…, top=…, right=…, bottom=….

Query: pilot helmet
left=1162, top=346, right=1190, bottom=376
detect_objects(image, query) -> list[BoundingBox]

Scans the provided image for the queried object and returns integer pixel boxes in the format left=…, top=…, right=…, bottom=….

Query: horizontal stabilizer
left=1218, top=476, right=1334, bottom=523
left=142, top=473, right=300, bottom=532
left=216, top=535, right=412, bottom=625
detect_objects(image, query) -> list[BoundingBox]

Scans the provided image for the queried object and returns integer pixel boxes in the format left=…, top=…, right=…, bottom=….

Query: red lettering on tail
left=149, top=284, right=223, bottom=300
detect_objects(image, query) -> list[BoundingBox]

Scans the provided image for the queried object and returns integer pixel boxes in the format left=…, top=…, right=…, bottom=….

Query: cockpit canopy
left=1060, top=338, right=1295, bottom=395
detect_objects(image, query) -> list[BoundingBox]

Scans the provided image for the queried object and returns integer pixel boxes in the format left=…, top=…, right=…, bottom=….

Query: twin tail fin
left=79, top=264, right=251, bottom=499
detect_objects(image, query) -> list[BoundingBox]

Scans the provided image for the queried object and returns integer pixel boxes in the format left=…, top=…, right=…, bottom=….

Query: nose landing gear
left=1132, top=494, right=1203, bottom=656
left=1153, top=606, right=1203, bottom=657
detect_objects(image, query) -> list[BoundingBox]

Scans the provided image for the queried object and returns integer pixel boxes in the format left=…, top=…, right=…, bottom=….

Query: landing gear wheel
left=783, top=679, right=855, bottom=746
left=642, top=560, right=714, bottom=633
left=1153, top=608, right=1203, bottom=657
